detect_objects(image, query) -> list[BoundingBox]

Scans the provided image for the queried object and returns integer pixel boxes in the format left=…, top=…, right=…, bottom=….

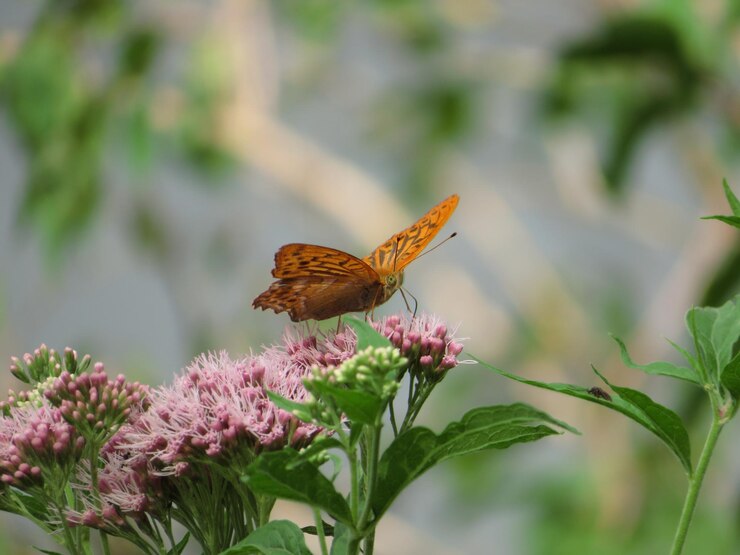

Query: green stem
left=313, top=507, right=329, bottom=555
left=363, top=532, right=376, bottom=555
left=348, top=440, right=360, bottom=523
left=52, top=496, right=82, bottom=555
left=88, top=448, right=111, bottom=555
left=400, top=381, right=433, bottom=435
left=357, top=423, right=381, bottom=532
left=670, top=415, right=723, bottom=555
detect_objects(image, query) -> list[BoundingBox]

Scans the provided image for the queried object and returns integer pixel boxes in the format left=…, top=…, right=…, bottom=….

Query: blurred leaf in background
left=542, top=0, right=739, bottom=196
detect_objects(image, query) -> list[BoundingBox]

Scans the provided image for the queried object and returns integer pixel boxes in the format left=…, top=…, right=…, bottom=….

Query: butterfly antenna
left=400, top=287, right=418, bottom=319
left=413, top=232, right=458, bottom=261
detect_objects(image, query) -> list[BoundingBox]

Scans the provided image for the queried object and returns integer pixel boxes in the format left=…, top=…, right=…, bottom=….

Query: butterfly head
left=380, top=271, right=404, bottom=302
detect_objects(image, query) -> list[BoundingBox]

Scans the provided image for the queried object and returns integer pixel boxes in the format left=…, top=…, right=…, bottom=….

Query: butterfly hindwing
left=253, top=276, right=383, bottom=322
left=253, top=244, right=383, bottom=321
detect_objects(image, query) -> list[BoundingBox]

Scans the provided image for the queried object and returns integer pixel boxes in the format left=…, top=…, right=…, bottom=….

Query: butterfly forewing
left=272, top=243, right=379, bottom=279
left=364, top=194, right=459, bottom=274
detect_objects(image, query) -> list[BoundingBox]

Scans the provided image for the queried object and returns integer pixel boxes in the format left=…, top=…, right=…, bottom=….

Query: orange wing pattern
left=364, top=194, right=459, bottom=274
left=253, top=244, right=383, bottom=321
left=271, top=243, right=378, bottom=280
left=253, top=195, right=459, bottom=321
left=253, top=276, right=383, bottom=322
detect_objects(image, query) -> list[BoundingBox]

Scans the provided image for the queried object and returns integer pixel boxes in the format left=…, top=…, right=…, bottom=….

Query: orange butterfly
left=252, top=194, right=459, bottom=322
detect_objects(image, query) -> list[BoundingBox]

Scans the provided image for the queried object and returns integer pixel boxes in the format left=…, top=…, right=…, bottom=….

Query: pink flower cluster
left=374, top=313, right=464, bottom=377
left=2, top=314, right=465, bottom=533
left=47, top=363, right=149, bottom=443
left=0, top=403, right=84, bottom=487
left=119, top=346, right=335, bottom=476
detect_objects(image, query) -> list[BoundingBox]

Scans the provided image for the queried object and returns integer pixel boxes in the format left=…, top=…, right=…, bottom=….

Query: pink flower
left=0, top=401, right=84, bottom=487
left=373, top=313, right=465, bottom=379
left=120, top=350, right=325, bottom=475
left=45, top=363, right=149, bottom=445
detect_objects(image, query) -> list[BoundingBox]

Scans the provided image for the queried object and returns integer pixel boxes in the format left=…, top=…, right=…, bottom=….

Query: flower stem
left=670, top=414, right=723, bottom=555
left=313, top=507, right=329, bottom=555
left=357, top=422, right=381, bottom=532
left=88, top=448, right=111, bottom=555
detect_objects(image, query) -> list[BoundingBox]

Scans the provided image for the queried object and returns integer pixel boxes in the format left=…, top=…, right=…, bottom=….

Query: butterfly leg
left=336, top=315, right=342, bottom=334
left=366, top=287, right=382, bottom=323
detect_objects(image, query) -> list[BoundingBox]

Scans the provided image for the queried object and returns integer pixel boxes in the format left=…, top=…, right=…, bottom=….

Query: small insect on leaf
left=587, top=386, right=612, bottom=401
left=253, top=195, right=459, bottom=321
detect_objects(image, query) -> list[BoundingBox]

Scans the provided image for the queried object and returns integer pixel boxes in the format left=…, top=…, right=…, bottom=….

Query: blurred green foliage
left=0, top=0, right=233, bottom=261
left=544, top=2, right=738, bottom=195
left=544, top=2, right=740, bottom=311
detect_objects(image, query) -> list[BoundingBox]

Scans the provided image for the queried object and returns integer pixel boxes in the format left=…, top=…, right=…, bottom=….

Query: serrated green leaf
left=372, top=403, right=573, bottom=519
left=243, top=450, right=352, bottom=526
left=310, top=381, right=384, bottom=425
left=612, top=334, right=699, bottom=385
left=345, top=317, right=391, bottom=350
left=219, top=520, right=311, bottom=555
left=480, top=358, right=693, bottom=475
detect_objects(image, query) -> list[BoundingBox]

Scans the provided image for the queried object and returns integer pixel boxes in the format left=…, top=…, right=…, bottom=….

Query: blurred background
left=1, top=0, right=739, bottom=553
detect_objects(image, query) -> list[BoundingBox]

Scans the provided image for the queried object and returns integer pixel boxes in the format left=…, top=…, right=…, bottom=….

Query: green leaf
left=721, top=179, right=740, bottom=215
left=612, top=334, right=700, bottom=385
left=167, top=533, right=190, bottom=555
left=265, top=391, right=313, bottom=422
left=594, top=367, right=691, bottom=474
left=721, top=351, right=740, bottom=400
left=296, top=436, right=344, bottom=461
left=243, top=450, right=353, bottom=526
left=702, top=179, right=740, bottom=225
left=687, top=296, right=740, bottom=380
left=372, top=403, right=573, bottom=519
left=480, top=358, right=693, bottom=475
left=345, top=317, right=391, bottom=350
left=301, top=521, right=334, bottom=537
left=666, top=337, right=700, bottom=370
left=709, top=297, right=740, bottom=370
left=701, top=215, right=740, bottom=229
left=329, top=520, right=351, bottom=555
left=310, top=381, right=384, bottom=425
left=219, top=520, right=311, bottom=555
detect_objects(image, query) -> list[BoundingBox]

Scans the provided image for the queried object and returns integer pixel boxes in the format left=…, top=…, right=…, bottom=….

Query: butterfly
left=252, top=194, right=459, bottom=322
